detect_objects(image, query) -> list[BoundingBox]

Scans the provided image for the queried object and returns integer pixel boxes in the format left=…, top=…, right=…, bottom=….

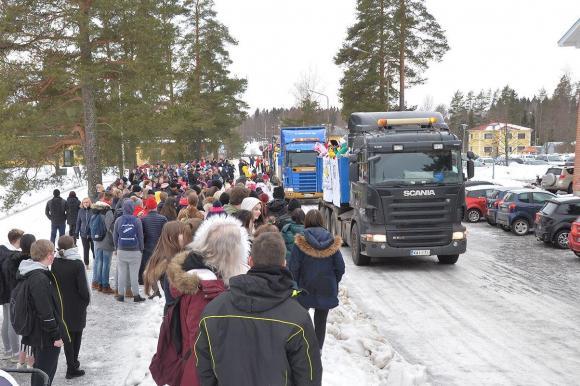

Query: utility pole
left=461, top=124, right=468, bottom=153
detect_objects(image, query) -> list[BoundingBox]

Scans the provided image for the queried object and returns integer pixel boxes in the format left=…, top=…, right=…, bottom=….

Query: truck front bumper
left=360, top=239, right=467, bottom=258
left=285, top=191, right=323, bottom=200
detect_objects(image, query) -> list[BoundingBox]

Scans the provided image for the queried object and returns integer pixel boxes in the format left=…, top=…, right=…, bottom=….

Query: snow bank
left=472, top=164, right=551, bottom=187
left=243, top=141, right=264, bottom=156
left=322, top=287, right=427, bottom=386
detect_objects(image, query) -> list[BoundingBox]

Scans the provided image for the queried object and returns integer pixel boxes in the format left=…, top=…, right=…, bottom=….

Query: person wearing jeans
left=90, top=200, right=115, bottom=294
left=45, top=189, right=67, bottom=244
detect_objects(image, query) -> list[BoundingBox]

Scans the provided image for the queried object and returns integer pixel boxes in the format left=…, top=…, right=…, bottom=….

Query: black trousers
left=63, top=330, right=83, bottom=372
left=68, top=224, right=77, bottom=239
left=80, top=236, right=94, bottom=266
left=313, top=309, right=329, bottom=350
left=33, top=346, right=61, bottom=386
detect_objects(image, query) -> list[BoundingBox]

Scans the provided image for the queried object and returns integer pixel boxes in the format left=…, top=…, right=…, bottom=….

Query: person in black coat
left=17, top=240, right=65, bottom=386
left=46, top=189, right=67, bottom=244
left=195, top=232, right=322, bottom=386
left=139, top=197, right=167, bottom=285
left=51, top=236, right=90, bottom=380
left=289, top=209, right=345, bottom=350
left=66, top=192, right=81, bottom=240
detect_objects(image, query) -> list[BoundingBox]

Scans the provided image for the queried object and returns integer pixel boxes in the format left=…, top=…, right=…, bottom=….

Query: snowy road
left=340, top=221, right=580, bottom=385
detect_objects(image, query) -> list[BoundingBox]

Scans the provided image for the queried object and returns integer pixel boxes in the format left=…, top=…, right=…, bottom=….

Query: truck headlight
left=286, top=188, right=294, bottom=192
left=452, top=231, right=466, bottom=240
left=362, top=234, right=387, bottom=242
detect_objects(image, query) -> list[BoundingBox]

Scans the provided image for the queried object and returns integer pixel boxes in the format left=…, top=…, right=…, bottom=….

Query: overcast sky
left=214, top=0, right=579, bottom=112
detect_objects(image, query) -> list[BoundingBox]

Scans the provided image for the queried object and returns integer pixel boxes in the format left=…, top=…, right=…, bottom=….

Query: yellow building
left=468, top=123, right=533, bottom=157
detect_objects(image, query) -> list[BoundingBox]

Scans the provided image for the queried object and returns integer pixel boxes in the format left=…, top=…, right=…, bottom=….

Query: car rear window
left=546, top=168, right=562, bottom=175
left=542, top=202, right=559, bottom=215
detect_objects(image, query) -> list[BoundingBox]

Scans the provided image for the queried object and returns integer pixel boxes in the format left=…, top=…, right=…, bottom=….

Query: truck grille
left=385, top=197, right=452, bottom=247
left=291, top=172, right=317, bottom=192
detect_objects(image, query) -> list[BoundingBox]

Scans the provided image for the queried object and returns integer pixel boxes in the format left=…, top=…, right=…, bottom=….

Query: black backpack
left=10, top=277, right=34, bottom=336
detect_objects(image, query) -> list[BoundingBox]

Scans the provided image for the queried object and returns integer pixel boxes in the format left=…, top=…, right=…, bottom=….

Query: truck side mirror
left=467, top=160, right=475, bottom=180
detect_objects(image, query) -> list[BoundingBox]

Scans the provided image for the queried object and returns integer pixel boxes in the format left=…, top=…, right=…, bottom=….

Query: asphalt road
left=340, top=221, right=580, bottom=385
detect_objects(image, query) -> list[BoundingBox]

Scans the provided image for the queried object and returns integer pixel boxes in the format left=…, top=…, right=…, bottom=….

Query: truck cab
left=278, top=126, right=326, bottom=199
left=319, top=111, right=474, bottom=266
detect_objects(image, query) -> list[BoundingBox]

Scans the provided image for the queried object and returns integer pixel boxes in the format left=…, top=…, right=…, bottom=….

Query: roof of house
left=558, top=18, right=580, bottom=48
left=468, top=123, right=532, bottom=132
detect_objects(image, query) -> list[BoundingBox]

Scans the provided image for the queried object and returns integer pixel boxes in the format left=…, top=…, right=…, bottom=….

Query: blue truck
left=277, top=126, right=326, bottom=199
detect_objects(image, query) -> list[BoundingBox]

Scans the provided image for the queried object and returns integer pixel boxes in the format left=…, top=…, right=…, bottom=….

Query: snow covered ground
left=0, top=181, right=425, bottom=385
left=471, top=164, right=551, bottom=187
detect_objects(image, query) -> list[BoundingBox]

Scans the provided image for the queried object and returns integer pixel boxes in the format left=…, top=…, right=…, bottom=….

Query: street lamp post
left=461, top=124, right=468, bottom=153
left=308, top=89, right=330, bottom=129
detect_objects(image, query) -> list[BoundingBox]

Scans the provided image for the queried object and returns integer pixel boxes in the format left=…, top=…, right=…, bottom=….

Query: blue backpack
left=117, top=215, right=139, bottom=250
left=89, top=212, right=108, bottom=242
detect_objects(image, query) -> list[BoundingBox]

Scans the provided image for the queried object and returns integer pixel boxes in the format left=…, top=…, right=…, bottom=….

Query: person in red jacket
left=163, top=215, right=250, bottom=386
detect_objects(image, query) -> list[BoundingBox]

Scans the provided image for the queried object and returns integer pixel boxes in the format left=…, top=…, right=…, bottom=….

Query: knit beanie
left=241, top=197, right=261, bottom=212
left=53, top=189, right=60, bottom=197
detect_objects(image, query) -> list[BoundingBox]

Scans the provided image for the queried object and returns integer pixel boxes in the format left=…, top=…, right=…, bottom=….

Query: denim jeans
left=93, top=248, right=112, bottom=287
left=50, top=223, right=66, bottom=244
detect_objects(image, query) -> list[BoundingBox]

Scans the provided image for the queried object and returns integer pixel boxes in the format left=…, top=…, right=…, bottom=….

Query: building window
left=509, top=146, right=513, bottom=152
left=484, top=133, right=493, bottom=139
left=518, top=133, right=526, bottom=139
left=484, top=147, right=493, bottom=153
left=517, top=146, right=525, bottom=152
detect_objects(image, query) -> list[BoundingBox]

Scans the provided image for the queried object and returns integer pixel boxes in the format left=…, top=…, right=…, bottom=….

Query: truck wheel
left=511, top=219, right=529, bottom=236
left=554, top=229, right=570, bottom=249
left=437, top=255, right=459, bottom=264
left=332, top=210, right=341, bottom=238
left=351, top=223, right=370, bottom=266
left=466, top=208, right=481, bottom=223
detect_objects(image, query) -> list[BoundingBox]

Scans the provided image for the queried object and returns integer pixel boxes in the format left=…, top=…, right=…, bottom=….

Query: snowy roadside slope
left=117, top=286, right=427, bottom=386
left=472, top=164, right=550, bottom=186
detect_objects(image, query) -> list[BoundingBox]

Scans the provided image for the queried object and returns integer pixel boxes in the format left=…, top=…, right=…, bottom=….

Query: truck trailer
left=277, top=126, right=326, bottom=199
left=318, top=111, right=475, bottom=265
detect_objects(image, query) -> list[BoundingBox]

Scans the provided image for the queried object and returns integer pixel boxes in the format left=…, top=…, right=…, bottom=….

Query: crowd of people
left=0, top=158, right=345, bottom=386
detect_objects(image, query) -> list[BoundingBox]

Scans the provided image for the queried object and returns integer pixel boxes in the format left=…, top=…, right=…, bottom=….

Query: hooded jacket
left=289, top=227, right=345, bottom=310
left=166, top=251, right=225, bottom=386
left=113, top=200, right=144, bottom=252
left=17, top=260, right=67, bottom=349
left=91, top=201, right=115, bottom=252
left=195, top=266, right=323, bottom=386
left=51, top=248, right=90, bottom=331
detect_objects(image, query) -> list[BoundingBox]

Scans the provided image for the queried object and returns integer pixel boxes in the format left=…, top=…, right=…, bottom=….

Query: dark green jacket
left=195, top=267, right=322, bottom=386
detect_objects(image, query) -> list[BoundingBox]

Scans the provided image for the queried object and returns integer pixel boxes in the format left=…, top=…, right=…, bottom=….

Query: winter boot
left=97, top=285, right=103, bottom=292
left=133, top=295, right=146, bottom=303
left=101, top=286, right=114, bottom=295
left=115, top=295, right=124, bottom=302
left=125, top=289, right=134, bottom=298
left=91, top=282, right=99, bottom=290
left=65, top=369, right=85, bottom=379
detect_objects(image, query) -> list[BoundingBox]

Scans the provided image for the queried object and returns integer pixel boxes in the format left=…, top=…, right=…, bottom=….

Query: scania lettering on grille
left=403, top=189, right=436, bottom=197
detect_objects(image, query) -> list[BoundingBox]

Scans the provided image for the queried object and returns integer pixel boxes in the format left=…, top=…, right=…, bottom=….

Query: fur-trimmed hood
left=294, top=227, right=342, bottom=258
left=166, top=250, right=205, bottom=295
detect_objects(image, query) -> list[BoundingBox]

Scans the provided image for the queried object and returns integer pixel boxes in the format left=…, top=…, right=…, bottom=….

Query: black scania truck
left=319, top=111, right=474, bottom=265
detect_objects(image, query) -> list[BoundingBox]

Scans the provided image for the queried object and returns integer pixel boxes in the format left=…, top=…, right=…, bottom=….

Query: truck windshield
left=287, top=151, right=317, bottom=168
left=369, top=150, right=462, bottom=185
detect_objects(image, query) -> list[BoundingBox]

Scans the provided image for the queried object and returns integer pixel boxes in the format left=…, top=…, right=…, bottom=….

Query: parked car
left=524, top=159, right=549, bottom=165
left=479, top=157, right=495, bottom=165
left=465, top=180, right=496, bottom=188
left=565, top=155, right=575, bottom=167
left=547, top=154, right=565, bottom=165
left=567, top=217, right=580, bottom=257
left=485, top=187, right=520, bottom=226
left=496, top=189, right=556, bottom=235
left=465, top=185, right=499, bottom=222
left=540, top=166, right=574, bottom=194
left=535, top=196, right=580, bottom=249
